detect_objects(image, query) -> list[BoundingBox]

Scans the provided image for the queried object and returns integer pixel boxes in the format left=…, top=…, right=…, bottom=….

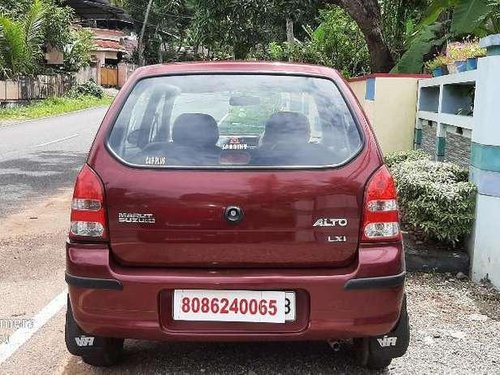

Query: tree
left=64, top=28, right=95, bottom=72
left=324, top=0, right=394, bottom=72
left=313, top=6, right=371, bottom=76
left=0, top=0, right=46, bottom=77
left=137, top=0, right=154, bottom=66
left=189, top=0, right=276, bottom=59
left=123, top=0, right=192, bottom=64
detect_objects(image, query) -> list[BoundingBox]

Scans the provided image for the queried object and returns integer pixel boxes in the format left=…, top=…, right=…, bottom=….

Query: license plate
left=173, top=290, right=296, bottom=323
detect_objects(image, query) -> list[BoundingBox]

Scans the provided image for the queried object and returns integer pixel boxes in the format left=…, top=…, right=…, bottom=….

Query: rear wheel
left=352, top=295, right=410, bottom=370
left=65, top=295, right=124, bottom=367
left=81, top=339, right=124, bottom=367
left=353, top=337, right=393, bottom=370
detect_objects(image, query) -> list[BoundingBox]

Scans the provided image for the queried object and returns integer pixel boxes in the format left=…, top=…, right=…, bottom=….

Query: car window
left=108, top=74, right=362, bottom=168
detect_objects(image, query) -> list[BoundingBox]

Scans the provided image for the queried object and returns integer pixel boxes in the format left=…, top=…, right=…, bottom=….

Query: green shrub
left=68, top=80, right=103, bottom=99
left=390, top=159, right=476, bottom=245
left=385, top=149, right=430, bottom=168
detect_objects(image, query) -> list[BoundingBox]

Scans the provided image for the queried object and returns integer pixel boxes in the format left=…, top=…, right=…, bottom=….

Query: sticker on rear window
left=145, top=156, right=166, bottom=166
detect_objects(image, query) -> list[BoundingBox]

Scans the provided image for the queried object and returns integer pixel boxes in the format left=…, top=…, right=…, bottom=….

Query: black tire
left=353, top=337, right=392, bottom=370
left=81, top=338, right=124, bottom=367
left=65, top=295, right=124, bottom=367
left=352, top=295, right=409, bottom=370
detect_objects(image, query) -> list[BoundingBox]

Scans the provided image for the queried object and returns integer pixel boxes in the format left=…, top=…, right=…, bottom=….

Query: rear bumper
left=66, top=242, right=405, bottom=341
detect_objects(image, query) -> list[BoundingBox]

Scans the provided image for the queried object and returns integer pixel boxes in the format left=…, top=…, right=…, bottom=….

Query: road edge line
left=0, top=289, right=67, bottom=364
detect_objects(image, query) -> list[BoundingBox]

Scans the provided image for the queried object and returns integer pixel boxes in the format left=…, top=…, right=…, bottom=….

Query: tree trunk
left=328, top=0, right=395, bottom=72
left=286, top=18, right=295, bottom=44
left=138, top=0, right=154, bottom=66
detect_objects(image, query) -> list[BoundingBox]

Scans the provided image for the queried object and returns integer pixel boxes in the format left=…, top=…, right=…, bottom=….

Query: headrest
left=261, top=112, right=310, bottom=146
left=172, top=113, right=219, bottom=147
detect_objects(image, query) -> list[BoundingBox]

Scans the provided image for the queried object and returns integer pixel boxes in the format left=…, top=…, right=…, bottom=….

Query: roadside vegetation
left=0, top=81, right=111, bottom=122
left=0, top=0, right=93, bottom=80
left=386, top=150, right=476, bottom=246
left=116, top=0, right=499, bottom=76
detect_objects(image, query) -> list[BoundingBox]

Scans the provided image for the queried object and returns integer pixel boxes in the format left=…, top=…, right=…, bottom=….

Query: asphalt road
left=0, top=108, right=499, bottom=374
left=0, top=107, right=108, bottom=217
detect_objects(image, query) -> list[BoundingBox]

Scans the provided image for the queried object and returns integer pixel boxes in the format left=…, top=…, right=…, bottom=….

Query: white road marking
left=35, top=134, right=79, bottom=147
left=0, top=289, right=67, bottom=364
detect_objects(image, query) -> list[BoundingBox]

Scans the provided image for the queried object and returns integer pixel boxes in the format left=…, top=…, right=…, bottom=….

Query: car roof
left=131, top=61, right=343, bottom=81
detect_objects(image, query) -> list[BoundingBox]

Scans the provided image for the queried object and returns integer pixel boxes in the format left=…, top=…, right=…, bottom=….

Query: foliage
left=0, top=0, right=75, bottom=79
left=424, top=54, right=450, bottom=71
left=67, top=79, right=103, bottom=99
left=250, top=6, right=370, bottom=77
left=189, top=0, right=280, bottom=59
left=389, top=155, right=476, bottom=245
left=123, top=0, right=193, bottom=65
left=42, top=0, right=73, bottom=51
left=393, top=22, right=447, bottom=73
left=395, top=0, right=500, bottom=73
left=385, top=149, right=431, bottom=168
left=447, top=42, right=470, bottom=61
left=312, top=6, right=370, bottom=76
left=0, top=94, right=112, bottom=121
left=448, top=39, right=487, bottom=62
left=0, top=0, right=46, bottom=78
left=380, top=0, right=430, bottom=62
left=463, top=40, right=488, bottom=57
left=64, top=28, right=94, bottom=72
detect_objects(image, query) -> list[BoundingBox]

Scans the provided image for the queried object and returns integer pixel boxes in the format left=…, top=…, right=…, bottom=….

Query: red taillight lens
left=361, top=165, right=401, bottom=242
left=69, top=165, right=107, bottom=240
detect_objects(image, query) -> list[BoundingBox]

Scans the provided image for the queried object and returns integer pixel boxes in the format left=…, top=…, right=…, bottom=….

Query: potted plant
left=425, top=55, right=449, bottom=77
left=463, top=41, right=487, bottom=71
left=448, top=44, right=468, bottom=73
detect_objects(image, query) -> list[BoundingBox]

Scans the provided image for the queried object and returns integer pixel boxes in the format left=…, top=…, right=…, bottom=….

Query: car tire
left=353, top=336, right=392, bottom=370
left=65, top=295, right=124, bottom=367
left=352, top=294, right=409, bottom=370
left=81, top=338, right=124, bottom=367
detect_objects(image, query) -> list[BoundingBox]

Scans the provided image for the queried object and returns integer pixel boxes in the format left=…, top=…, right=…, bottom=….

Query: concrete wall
left=349, top=80, right=366, bottom=104
left=469, top=34, right=500, bottom=289
left=117, top=63, right=137, bottom=88
left=348, top=74, right=428, bottom=154
left=0, top=74, right=74, bottom=103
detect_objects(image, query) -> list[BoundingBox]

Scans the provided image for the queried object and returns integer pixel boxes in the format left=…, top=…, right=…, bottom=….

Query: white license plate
left=173, top=290, right=296, bottom=323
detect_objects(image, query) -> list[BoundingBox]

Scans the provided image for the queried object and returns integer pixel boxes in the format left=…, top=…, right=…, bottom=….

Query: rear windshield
left=108, top=74, right=362, bottom=168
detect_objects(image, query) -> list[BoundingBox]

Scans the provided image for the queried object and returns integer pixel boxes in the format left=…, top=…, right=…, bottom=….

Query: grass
left=0, top=95, right=113, bottom=122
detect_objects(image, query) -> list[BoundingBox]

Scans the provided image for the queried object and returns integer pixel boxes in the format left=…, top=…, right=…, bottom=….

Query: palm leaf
left=24, top=0, right=46, bottom=53
left=0, top=16, right=28, bottom=75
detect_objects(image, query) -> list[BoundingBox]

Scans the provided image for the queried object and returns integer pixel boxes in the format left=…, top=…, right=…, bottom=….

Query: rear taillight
left=361, top=165, right=401, bottom=242
left=69, top=165, right=107, bottom=240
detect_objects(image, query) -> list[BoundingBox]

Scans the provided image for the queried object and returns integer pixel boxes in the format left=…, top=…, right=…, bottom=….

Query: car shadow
left=62, top=341, right=390, bottom=375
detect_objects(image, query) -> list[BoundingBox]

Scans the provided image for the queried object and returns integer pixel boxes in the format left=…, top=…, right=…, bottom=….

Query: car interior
left=109, top=79, right=362, bottom=167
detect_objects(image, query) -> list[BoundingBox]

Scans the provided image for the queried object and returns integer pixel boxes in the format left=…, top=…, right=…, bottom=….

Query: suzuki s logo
left=377, top=335, right=397, bottom=347
left=313, top=218, right=348, bottom=227
left=75, top=335, right=95, bottom=347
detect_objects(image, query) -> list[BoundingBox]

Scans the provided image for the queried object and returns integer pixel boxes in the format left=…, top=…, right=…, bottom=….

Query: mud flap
left=369, top=295, right=410, bottom=359
left=65, top=295, right=111, bottom=356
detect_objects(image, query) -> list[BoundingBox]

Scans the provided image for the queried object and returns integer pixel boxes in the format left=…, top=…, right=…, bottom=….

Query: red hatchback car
left=65, top=62, right=409, bottom=370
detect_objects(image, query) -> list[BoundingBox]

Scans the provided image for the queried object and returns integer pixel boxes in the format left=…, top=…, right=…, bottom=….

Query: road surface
left=0, top=107, right=108, bottom=218
left=0, top=108, right=499, bottom=374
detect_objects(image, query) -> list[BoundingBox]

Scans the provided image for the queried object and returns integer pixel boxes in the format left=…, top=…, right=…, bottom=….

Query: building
left=65, top=0, right=137, bottom=87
